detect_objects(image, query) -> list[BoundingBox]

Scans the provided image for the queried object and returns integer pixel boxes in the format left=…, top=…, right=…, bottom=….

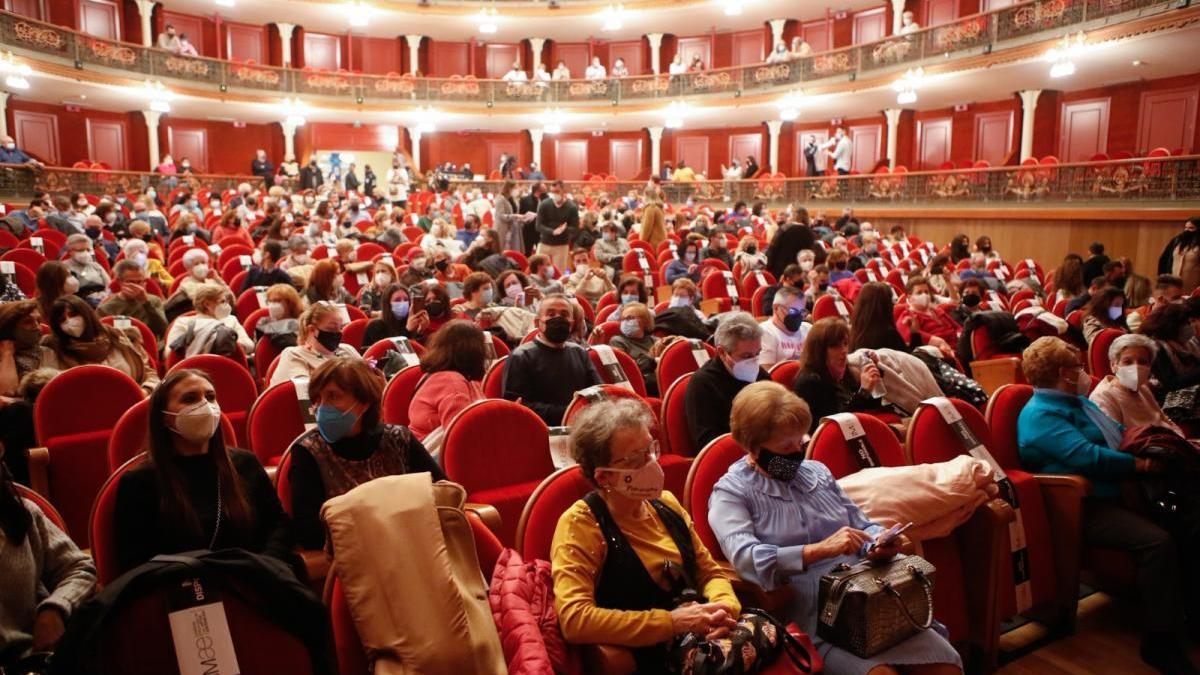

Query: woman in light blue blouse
left=709, top=382, right=962, bottom=675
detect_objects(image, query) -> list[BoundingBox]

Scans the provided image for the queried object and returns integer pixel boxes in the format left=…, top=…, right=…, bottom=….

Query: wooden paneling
left=12, top=110, right=59, bottom=165
left=225, top=22, right=266, bottom=63
left=852, top=7, right=887, bottom=45
left=676, top=36, right=713, bottom=69
left=1136, top=86, right=1198, bottom=154
left=168, top=127, right=208, bottom=173
left=674, top=135, right=710, bottom=176
left=730, top=30, right=765, bottom=66
left=484, top=44, right=521, bottom=79
left=923, top=0, right=958, bottom=27
left=795, top=129, right=829, bottom=174
left=917, top=117, right=953, bottom=169
left=555, top=139, right=589, bottom=180
left=551, top=42, right=589, bottom=79
left=607, top=40, right=645, bottom=76
left=729, top=132, right=763, bottom=167
left=304, top=32, right=342, bottom=71
left=802, top=19, right=831, bottom=51
left=609, top=139, right=643, bottom=179
left=849, top=124, right=882, bottom=172
left=6, top=0, right=46, bottom=20
left=1058, top=98, right=1110, bottom=162
left=160, top=11, right=205, bottom=55
left=85, top=118, right=127, bottom=170
left=78, top=0, right=119, bottom=39
left=973, top=110, right=1014, bottom=165
left=430, top=41, right=470, bottom=77
left=358, top=37, right=401, bottom=75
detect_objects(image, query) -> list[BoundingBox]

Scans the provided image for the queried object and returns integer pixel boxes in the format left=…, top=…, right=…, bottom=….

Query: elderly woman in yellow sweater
left=551, top=398, right=739, bottom=674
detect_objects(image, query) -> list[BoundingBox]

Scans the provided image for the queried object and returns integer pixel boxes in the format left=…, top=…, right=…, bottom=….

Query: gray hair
left=1109, top=333, right=1157, bottom=363
left=773, top=285, right=801, bottom=307
left=181, top=248, right=208, bottom=267
left=66, top=233, right=91, bottom=248
left=714, top=311, right=763, bottom=352
left=113, top=259, right=141, bottom=277
left=570, top=398, right=655, bottom=486
left=287, top=235, right=309, bottom=252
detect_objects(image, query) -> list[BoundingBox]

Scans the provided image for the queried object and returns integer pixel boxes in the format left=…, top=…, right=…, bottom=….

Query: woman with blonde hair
left=269, top=301, right=360, bottom=387
left=255, top=283, right=304, bottom=349
left=639, top=185, right=668, bottom=251
left=421, top=218, right=464, bottom=257
left=165, top=284, right=254, bottom=357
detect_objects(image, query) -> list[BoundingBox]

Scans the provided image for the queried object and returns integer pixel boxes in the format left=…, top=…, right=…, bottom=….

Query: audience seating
left=29, top=364, right=145, bottom=545
left=441, top=399, right=556, bottom=545
left=1087, top=328, right=1124, bottom=377
left=587, top=321, right=621, bottom=346
left=586, top=346, right=648, bottom=396
left=682, top=434, right=745, bottom=563
left=107, top=398, right=237, bottom=471
left=89, top=453, right=147, bottom=585
left=811, top=294, right=852, bottom=321
left=341, top=318, right=370, bottom=352
left=481, top=355, right=507, bottom=398
left=4, top=260, right=37, bottom=296
left=362, top=336, right=426, bottom=362
left=655, top=338, right=715, bottom=394
left=169, top=353, right=259, bottom=446
left=15, top=483, right=68, bottom=532
left=99, top=314, right=161, bottom=371
left=246, top=379, right=311, bottom=467
left=515, top=465, right=594, bottom=561
left=380, top=364, right=425, bottom=427
left=660, top=372, right=697, bottom=458
left=768, top=360, right=801, bottom=387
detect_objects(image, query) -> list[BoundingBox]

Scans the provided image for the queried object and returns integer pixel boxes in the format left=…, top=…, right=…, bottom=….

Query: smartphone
left=868, top=522, right=913, bottom=553
left=409, top=287, right=426, bottom=314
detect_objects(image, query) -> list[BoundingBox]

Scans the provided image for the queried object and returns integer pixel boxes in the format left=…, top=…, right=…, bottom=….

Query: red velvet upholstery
left=768, top=360, right=800, bottom=388
left=90, top=454, right=147, bottom=584
left=1, top=247, right=47, bottom=270
left=660, top=373, right=696, bottom=458
left=246, top=380, right=310, bottom=467
left=740, top=270, right=776, bottom=299
left=806, top=414, right=907, bottom=478
left=108, top=399, right=237, bottom=472
left=700, top=270, right=745, bottom=310
left=906, top=398, right=1059, bottom=620
left=253, top=335, right=282, bottom=387
left=983, top=384, right=1034, bottom=470
left=442, top=399, right=555, bottom=545
left=236, top=286, right=268, bottom=323
left=587, top=347, right=647, bottom=396
left=15, top=484, right=67, bottom=532
left=516, top=466, right=593, bottom=561
left=362, top=336, right=426, bottom=362
left=561, top=385, right=648, bottom=426
left=33, top=365, right=144, bottom=545
left=683, top=434, right=745, bottom=561
left=655, top=339, right=715, bottom=395
left=380, top=364, right=425, bottom=426
left=810, top=294, right=850, bottom=321
left=99, top=315, right=160, bottom=372
left=1087, top=328, right=1124, bottom=377
left=482, top=356, right=508, bottom=399
left=587, top=321, right=621, bottom=346
left=169, top=353, right=258, bottom=447
left=340, top=318, right=370, bottom=352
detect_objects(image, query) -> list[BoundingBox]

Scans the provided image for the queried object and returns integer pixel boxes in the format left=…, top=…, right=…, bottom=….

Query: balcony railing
left=0, top=0, right=1180, bottom=106
left=5, top=156, right=1196, bottom=206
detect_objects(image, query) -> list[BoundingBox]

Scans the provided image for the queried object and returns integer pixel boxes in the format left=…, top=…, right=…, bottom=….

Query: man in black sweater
left=519, top=182, right=547, bottom=256
left=240, top=240, right=298, bottom=293
left=534, top=180, right=580, bottom=272
left=503, top=295, right=602, bottom=425
left=684, top=312, right=769, bottom=451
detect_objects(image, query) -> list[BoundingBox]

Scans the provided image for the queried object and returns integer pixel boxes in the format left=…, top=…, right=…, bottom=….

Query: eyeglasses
left=607, top=441, right=660, bottom=470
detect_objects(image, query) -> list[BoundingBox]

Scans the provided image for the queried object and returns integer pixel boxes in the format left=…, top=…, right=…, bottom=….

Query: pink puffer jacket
left=488, top=548, right=581, bottom=675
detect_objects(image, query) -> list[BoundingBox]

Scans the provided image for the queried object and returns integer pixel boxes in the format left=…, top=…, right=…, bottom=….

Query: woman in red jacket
left=896, top=275, right=961, bottom=349
left=407, top=320, right=487, bottom=444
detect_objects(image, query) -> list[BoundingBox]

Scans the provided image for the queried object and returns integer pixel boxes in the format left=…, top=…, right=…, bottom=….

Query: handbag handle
left=879, top=566, right=934, bottom=631
left=740, top=607, right=814, bottom=674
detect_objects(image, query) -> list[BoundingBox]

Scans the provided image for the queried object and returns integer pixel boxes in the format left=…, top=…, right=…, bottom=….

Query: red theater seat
left=1087, top=328, right=1124, bottom=377
left=15, top=484, right=68, bottom=532
left=89, top=453, right=147, bottom=584
left=169, top=353, right=259, bottom=446
left=682, top=434, right=745, bottom=562
left=515, top=465, right=594, bottom=561
left=655, top=338, right=715, bottom=395
left=380, top=364, right=425, bottom=426
left=246, top=379, right=311, bottom=467
left=587, top=345, right=647, bottom=396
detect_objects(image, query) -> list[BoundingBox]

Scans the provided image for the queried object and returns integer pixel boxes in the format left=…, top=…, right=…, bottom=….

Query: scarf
left=1039, top=388, right=1124, bottom=450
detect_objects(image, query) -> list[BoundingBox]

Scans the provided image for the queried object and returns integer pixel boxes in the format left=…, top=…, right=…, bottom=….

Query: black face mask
left=962, top=293, right=982, bottom=308
left=85, top=226, right=102, bottom=239
left=543, top=316, right=571, bottom=344
left=930, top=266, right=944, bottom=275
left=316, top=329, right=342, bottom=352
left=834, top=261, right=847, bottom=271
left=435, top=259, right=449, bottom=272
left=782, top=308, right=805, bottom=332
left=756, top=447, right=802, bottom=482
left=426, top=300, right=447, bottom=317
left=818, top=282, right=829, bottom=291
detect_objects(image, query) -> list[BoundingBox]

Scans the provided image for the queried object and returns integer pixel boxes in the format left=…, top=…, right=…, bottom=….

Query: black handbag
left=669, top=608, right=815, bottom=675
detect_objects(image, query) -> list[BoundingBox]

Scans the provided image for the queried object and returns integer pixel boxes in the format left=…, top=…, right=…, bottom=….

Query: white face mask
left=191, top=263, right=209, bottom=280
left=1115, top=364, right=1150, bottom=392
left=669, top=295, right=691, bottom=308
left=71, top=251, right=92, bottom=265
left=268, top=301, right=286, bottom=320
left=799, top=260, right=814, bottom=272
left=375, top=272, right=393, bottom=287
left=910, top=292, right=930, bottom=309
left=60, top=316, right=85, bottom=338
left=166, top=400, right=222, bottom=445
left=598, top=458, right=664, bottom=500
left=213, top=301, right=233, bottom=320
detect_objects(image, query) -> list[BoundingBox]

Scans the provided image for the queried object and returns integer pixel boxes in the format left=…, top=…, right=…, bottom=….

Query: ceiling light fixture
left=413, top=106, right=437, bottom=134
left=282, top=97, right=308, bottom=127
left=540, top=108, right=565, bottom=134
left=143, top=80, right=174, bottom=112
left=476, top=6, right=498, bottom=34
left=0, top=52, right=32, bottom=90
left=892, top=67, right=923, bottom=105
left=600, top=4, right=625, bottom=31
left=1045, top=32, right=1085, bottom=78
left=348, top=2, right=371, bottom=27
left=722, top=0, right=743, bottom=16
left=663, top=100, right=689, bottom=129
left=777, top=90, right=804, bottom=121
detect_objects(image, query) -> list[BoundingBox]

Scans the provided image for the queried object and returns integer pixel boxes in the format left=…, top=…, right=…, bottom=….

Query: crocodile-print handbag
left=817, top=555, right=937, bottom=658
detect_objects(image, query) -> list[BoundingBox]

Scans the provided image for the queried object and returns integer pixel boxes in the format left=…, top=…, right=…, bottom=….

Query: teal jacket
left=1016, top=389, right=1134, bottom=498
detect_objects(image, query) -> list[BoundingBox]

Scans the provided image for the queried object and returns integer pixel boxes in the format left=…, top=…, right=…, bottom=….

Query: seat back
left=515, top=466, right=594, bottom=561
left=362, top=336, right=426, bottom=362
left=587, top=346, right=647, bottom=396
left=442, top=399, right=555, bottom=544
left=99, top=315, right=160, bottom=370
left=170, top=354, right=259, bottom=447
left=90, top=453, right=148, bottom=584
left=561, top=384, right=651, bottom=426
left=768, top=360, right=801, bottom=387
left=481, top=355, right=508, bottom=398
left=661, top=372, right=696, bottom=457
left=1088, top=328, right=1124, bottom=377
left=236, top=286, right=269, bottom=323
left=34, top=365, right=145, bottom=544
left=806, top=413, right=907, bottom=478
left=655, top=338, right=715, bottom=394
left=587, top=321, right=621, bottom=346
left=108, top=399, right=237, bottom=471
left=15, top=484, right=68, bottom=532
left=811, top=294, right=851, bottom=321
left=246, top=379, right=310, bottom=467
left=983, top=384, right=1034, bottom=470
left=380, top=365, right=426, bottom=426
left=341, top=318, right=371, bottom=352
left=683, top=434, right=745, bottom=561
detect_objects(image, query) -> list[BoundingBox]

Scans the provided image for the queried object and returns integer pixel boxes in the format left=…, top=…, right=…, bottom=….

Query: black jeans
left=1083, top=498, right=1185, bottom=632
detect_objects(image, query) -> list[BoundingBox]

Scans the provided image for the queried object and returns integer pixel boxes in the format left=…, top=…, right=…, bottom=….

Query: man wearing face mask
left=45, top=196, right=84, bottom=235
left=535, top=180, right=580, bottom=272
left=98, top=260, right=169, bottom=339
left=62, top=233, right=110, bottom=300
left=702, top=233, right=734, bottom=269
left=239, top=240, right=295, bottom=293
left=685, top=313, right=769, bottom=450
left=503, top=295, right=602, bottom=425
left=0, top=134, right=43, bottom=168
left=758, top=287, right=810, bottom=369
left=1017, top=336, right=1197, bottom=674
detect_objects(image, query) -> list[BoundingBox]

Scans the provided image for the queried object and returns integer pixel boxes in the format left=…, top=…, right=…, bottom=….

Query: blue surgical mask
left=669, top=296, right=691, bottom=309
left=480, top=288, right=495, bottom=305
left=315, top=404, right=359, bottom=443
left=391, top=300, right=410, bottom=319
left=729, top=357, right=760, bottom=383
left=620, top=318, right=641, bottom=338
left=620, top=293, right=638, bottom=305
left=1107, top=306, right=1123, bottom=321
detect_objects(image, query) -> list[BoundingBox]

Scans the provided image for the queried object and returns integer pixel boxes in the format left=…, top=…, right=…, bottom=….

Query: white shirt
left=758, top=318, right=811, bottom=368
left=585, top=64, right=607, bottom=80
left=899, top=21, right=921, bottom=35
left=534, top=69, right=551, bottom=82
left=668, top=61, right=687, bottom=75
left=765, top=49, right=790, bottom=64
left=502, top=69, right=528, bottom=82
left=823, top=136, right=853, bottom=172
left=552, top=66, right=571, bottom=80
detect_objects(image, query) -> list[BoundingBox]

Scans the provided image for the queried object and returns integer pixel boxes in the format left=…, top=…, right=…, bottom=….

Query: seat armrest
left=299, top=548, right=331, bottom=591
left=465, top=503, right=502, bottom=534
left=1035, top=473, right=1092, bottom=496
left=956, top=498, right=1014, bottom=673
left=582, top=644, right=636, bottom=675
left=1034, top=473, right=1090, bottom=631
left=969, top=357, right=1022, bottom=395
left=26, top=447, right=49, bottom=497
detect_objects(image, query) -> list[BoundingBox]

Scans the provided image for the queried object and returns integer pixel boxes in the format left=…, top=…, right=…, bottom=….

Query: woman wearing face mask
left=527, top=254, right=566, bottom=295
left=461, top=229, right=506, bottom=275
left=609, top=302, right=661, bottom=397
left=419, top=283, right=454, bottom=334
left=0, top=300, right=44, bottom=399
left=173, top=248, right=226, bottom=304
left=362, top=284, right=427, bottom=345
left=551, top=398, right=739, bottom=672
left=453, top=272, right=497, bottom=321
left=287, top=357, right=444, bottom=549
left=896, top=276, right=960, bottom=346
left=113, top=369, right=297, bottom=576
left=304, top=259, right=354, bottom=306
left=254, top=283, right=303, bottom=350
left=853, top=282, right=954, bottom=359
left=41, top=296, right=159, bottom=392
left=616, top=275, right=650, bottom=307
left=121, top=237, right=173, bottom=288
left=407, top=320, right=487, bottom=443
left=701, top=232, right=734, bottom=269
left=733, top=237, right=767, bottom=272
left=269, top=302, right=361, bottom=388
left=34, top=262, right=78, bottom=321
left=1017, top=337, right=1196, bottom=673
left=211, top=210, right=254, bottom=248
left=826, top=249, right=853, bottom=284
left=1139, top=301, right=1200, bottom=403
left=1081, top=287, right=1128, bottom=347
left=792, top=317, right=885, bottom=422
left=421, top=219, right=464, bottom=258
left=355, top=259, right=398, bottom=314
left=62, top=234, right=110, bottom=296
left=166, top=285, right=254, bottom=358
left=663, top=241, right=702, bottom=285
left=496, top=271, right=541, bottom=310
left=1088, top=334, right=1184, bottom=435
left=564, top=251, right=611, bottom=305
left=711, top=382, right=962, bottom=675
